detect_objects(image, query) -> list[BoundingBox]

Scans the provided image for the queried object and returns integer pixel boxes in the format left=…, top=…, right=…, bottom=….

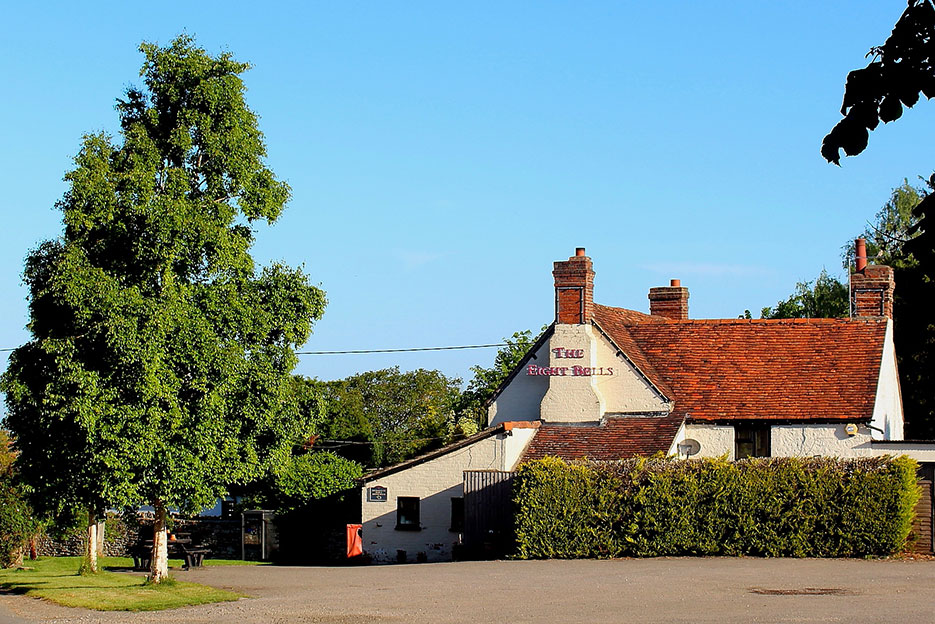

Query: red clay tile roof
left=521, top=305, right=888, bottom=462
left=598, top=310, right=887, bottom=422
left=593, top=304, right=674, bottom=399
left=523, top=412, right=684, bottom=461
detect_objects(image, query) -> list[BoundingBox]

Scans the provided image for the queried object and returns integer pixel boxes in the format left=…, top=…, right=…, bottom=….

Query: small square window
left=735, top=425, right=770, bottom=459
left=396, top=497, right=420, bottom=531
left=450, top=497, right=464, bottom=532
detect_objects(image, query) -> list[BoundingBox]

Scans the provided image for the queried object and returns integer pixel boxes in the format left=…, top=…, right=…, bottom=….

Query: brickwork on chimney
left=553, top=250, right=594, bottom=324
left=851, top=265, right=895, bottom=319
left=648, top=282, right=690, bottom=320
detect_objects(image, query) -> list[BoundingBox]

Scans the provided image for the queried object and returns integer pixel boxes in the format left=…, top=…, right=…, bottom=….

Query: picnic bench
left=132, top=533, right=211, bottom=571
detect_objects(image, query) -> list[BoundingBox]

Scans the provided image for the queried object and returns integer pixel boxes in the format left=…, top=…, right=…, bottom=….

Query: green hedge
left=513, top=455, right=920, bottom=559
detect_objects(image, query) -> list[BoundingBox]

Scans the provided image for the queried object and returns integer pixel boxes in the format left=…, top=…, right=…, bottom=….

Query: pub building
left=359, top=246, right=935, bottom=562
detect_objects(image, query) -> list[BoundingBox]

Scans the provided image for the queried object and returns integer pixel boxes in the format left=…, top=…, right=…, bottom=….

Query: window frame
left=395, top=496, right=421, bottom=531
left=734, top=424, right=771, bottom=459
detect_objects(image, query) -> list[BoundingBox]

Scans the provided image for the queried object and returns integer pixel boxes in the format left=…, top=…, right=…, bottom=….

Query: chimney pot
left=575, top=247, right=586, bottom=257
left=855, top=238, right=867, bottom=272
left=670, top=279, right=680, bottom=287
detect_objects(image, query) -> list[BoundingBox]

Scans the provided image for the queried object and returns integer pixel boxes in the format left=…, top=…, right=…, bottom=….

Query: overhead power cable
left=295, top=343, right=507, bottom=355
left=0, top=343, right=509, bottom=355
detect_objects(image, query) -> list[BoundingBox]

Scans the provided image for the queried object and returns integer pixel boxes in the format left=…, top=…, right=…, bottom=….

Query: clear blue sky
left=2, top=1, right=932, bottom=389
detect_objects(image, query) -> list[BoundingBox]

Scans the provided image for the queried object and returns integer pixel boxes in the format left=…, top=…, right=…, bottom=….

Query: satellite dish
left=677, top=438, right=701, bottom=457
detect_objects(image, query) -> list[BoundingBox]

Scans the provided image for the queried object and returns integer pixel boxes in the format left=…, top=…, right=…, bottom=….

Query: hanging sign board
left=368, top=486, right=388, bottom=502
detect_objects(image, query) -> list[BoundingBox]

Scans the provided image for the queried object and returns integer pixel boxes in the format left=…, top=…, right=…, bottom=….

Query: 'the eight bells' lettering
left=552, top=347, right=584, bottom=358
left=526, top=365, right=614, bottom=376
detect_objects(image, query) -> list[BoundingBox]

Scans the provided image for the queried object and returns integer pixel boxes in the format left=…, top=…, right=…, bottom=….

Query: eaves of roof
left=359, top=421, right=541, bottom=483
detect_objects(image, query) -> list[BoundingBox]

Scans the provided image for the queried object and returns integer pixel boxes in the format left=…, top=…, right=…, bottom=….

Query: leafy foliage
left=0, top=481, right=34, bottom=568
left=0, top=431, right=13, bottom=478
left=760, top=269, right=848, bottom=319
left=892, top=263, right=935, bottom=438
left=822, top=1, right=935, bottom=165
left=0, top=35, right=325, bottom=576
left=820, top=2, right=935, bottom=312
left=513, top=456, right=920, bottom=559
left=457, top=328, right=543, bottom=428
left=245, top=450, right=363, bottom=514
left=844, top=180, right=924, bottom=269
left=0, top=431, right=36, bottom=568
left=314, top=367, right=462, bottom=468
left=837, top=180, right=935, bottom=437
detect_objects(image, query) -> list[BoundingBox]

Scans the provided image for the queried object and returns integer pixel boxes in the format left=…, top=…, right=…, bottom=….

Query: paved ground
left=1, top=558, right=934, bottom=623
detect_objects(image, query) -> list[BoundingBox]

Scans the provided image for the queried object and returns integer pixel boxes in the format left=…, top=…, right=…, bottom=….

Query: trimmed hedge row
left=513, top=455, right=920, bottom=559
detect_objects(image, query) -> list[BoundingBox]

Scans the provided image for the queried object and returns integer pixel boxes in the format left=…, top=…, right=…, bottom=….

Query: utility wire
left=0, top=343, right=508, bottom=355
left=296, top=343, right=507, bottom=355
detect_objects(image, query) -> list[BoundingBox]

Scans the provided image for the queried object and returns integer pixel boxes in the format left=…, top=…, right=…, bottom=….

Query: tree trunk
left=149, top=502, right=169, bottom=583
left=84, top=509, right=98, bottom=573
left=11, top=546, right=24, bottom=568
left=95, top=513, right=105, bottom=558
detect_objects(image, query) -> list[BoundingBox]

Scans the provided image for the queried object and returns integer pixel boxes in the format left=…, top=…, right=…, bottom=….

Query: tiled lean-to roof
left=523, top=411, right=685, bottom=461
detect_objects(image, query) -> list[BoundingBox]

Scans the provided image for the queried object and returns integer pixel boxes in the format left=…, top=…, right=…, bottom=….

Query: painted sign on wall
left=527, top=365, right=614, bottom=377
left=526, top=346, right=614, bottom=376
left=368, top=486, right=387, bottom=502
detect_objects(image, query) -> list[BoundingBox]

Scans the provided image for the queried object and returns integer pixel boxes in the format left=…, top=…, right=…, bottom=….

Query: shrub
left=0, top=478, right=35, bottom=567
left=513, top=455, right=920, bottom=559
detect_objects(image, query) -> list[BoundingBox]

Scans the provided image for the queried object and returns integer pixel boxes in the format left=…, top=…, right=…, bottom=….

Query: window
left=450, top=497, right=464, bottom=532
left=735, top=425, right=770, bottom=459
left=396, top=497, right=420, bottom=530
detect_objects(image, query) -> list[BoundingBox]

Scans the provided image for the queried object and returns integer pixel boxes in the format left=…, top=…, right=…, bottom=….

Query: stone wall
left=37, top=513, right=242, bottom=559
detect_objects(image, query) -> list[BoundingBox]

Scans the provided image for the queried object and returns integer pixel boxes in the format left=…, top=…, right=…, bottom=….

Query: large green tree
left=820, top=0, right=935, bottom=282
left=1, top=36, right=325, bottom=581
left=844, top=180, right=923, bottom=269
left=822, top=2, right=935, bottom=437
left=315, top=367, right=461, bottom=468
left=848, top=180, right=935, bottom=439
left=759, top=269, right=849, bottom=319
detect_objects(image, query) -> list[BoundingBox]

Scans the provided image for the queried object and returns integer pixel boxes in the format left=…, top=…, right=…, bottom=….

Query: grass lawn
left=0, top=556, right=253, bottom=611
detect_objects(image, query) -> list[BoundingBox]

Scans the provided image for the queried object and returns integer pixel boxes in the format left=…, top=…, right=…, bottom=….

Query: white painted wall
left=594, top=329, right=669, bottom=414
left=871, top=320, right=904, bottom=441
left=666, top=420, right=687, bottom=457
left=681, top=422, right=935, bottom=463
left=488, top=340, right=550, bottom=427
left=682, top=423, right=735, bottom=459
left=360, top=428, right=536, bottom=563
left=771, top=424, right=874, bottom=458
left=502, top=426, right=539, bottom=469
left=539, top=324, right=605, bottom=422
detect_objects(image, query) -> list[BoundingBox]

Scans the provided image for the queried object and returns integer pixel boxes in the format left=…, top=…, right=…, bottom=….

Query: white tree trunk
left=85, top=509, right=98, bottom=573
left=95, top=514, right=105, bottom=558
left=149, top=502, right=169, bottom=583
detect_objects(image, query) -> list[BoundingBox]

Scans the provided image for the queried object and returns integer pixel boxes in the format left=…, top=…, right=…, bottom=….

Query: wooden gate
left=911, top=477, right=934, bottom=554
left=463, top=470, right=514, bottom=559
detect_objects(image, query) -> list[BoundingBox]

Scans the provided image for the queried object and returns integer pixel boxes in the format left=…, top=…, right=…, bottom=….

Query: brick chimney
left=850, top=238, right=895, bottom=319
left=553, top=247, right=594, bottom=324
left=648, top=279, right=690, bottom=319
